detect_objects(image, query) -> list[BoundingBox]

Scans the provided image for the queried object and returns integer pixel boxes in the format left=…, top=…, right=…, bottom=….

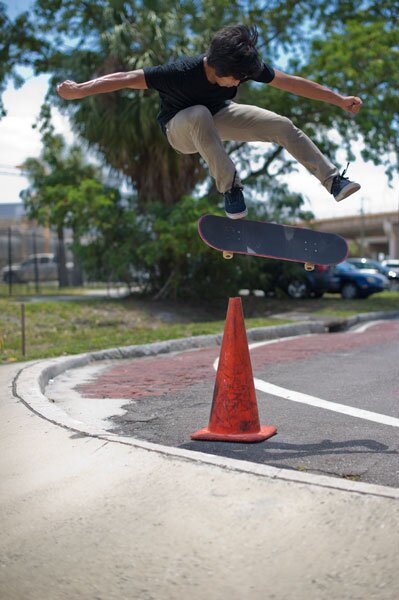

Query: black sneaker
left=331, top=163, right=361, bottom=202
left=224, top=186, right=248, bottom=219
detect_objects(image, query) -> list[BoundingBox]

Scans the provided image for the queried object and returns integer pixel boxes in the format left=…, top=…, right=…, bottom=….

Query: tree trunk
left=71, top=230, right=84, bottom=286
left=57, top=227, right=69, bottom=288
left=134, top=150, right=206, bottom=205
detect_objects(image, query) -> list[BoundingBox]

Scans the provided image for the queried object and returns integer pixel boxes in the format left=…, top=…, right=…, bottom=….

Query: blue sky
left=0, top=0, right=398, bottom=220
left=3, top=0, right=32, bottom=18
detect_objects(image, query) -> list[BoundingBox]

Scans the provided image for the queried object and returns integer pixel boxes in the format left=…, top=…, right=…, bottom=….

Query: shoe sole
left=225, top=208, right=248, bottom=219
left=335, top=182, right=361, bottom=202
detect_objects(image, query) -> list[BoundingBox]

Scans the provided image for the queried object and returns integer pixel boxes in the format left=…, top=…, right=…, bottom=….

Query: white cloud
left=282, top=152, right=398, bottom=220
left=0, top=75, right=74, bottom=204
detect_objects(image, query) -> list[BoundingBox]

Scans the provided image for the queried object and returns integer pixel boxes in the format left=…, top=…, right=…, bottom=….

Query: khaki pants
left=165, top=102, right=338, bottom=193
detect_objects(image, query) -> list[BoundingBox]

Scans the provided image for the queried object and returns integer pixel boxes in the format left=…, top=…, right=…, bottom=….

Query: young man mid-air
left=57, top=25, right=362, bottom=219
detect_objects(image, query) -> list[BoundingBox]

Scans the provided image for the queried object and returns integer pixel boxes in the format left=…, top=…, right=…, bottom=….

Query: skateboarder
left=56, top=24, right=362, bottom=219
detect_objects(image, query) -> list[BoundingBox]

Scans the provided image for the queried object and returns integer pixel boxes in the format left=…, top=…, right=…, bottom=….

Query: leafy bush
left=75, top=191, right=315, bottom=299
left=134, top=196, right=253, bottom=299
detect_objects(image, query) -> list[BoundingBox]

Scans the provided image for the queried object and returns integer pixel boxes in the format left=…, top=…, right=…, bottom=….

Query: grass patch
left=312, top=291, right=399, bottom=317
left=0, top=296, right=288, bottom=363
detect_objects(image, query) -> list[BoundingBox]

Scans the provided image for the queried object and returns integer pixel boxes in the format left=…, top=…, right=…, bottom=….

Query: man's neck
left=203, top=57, right=217, bottom=84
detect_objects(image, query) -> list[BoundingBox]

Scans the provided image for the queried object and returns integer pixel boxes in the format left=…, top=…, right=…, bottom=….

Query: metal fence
left=0, top=225, right=74, bottom=295
left=0, top=225, right=60, bottom=265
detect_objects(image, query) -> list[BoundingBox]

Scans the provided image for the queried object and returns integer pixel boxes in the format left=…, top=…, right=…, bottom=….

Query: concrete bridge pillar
left=383, top=218, right=399, bottom=258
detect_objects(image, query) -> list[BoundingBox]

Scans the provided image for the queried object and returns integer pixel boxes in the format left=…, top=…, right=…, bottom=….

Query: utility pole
left=360, top=198, right=365, bottom=256
left=32, top=231, right=40, bottom=294
left=7, top=227, right=12, bottom=297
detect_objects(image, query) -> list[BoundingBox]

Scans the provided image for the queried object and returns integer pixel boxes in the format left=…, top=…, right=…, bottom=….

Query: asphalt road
left=66, top=319, right=399, bottom=488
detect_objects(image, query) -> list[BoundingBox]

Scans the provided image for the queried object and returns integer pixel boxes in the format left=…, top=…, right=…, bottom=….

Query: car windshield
left=352, top=259, right=379, bottom=268
left=336, top=261, right=357, bottom=272
left=385, top=261, right=399, bottom=267
left=366, top=260, right=380, bottom=267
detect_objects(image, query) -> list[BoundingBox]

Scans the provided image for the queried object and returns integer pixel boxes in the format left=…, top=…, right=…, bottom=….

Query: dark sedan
left=284, top=261, right=390, bottom=299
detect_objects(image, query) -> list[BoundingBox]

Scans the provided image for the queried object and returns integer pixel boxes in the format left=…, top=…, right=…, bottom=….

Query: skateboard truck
left=224, top=253, right=316, bottom=271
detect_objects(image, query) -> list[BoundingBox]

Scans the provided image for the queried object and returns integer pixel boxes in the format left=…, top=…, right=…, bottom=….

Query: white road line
left=254, top=378, right=399, bottom=427
left=350, top=320, right=385, bottom=334
left=212, top=329, right=399, bottom=427
left=248, top=334, right=314, bottom=350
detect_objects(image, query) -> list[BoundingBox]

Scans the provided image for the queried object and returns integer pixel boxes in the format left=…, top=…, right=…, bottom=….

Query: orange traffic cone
left=191, top=297, right=277, bottom=442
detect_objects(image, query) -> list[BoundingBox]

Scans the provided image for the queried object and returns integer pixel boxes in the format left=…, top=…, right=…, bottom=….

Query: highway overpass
left=311, top=211, right=399, bottom=259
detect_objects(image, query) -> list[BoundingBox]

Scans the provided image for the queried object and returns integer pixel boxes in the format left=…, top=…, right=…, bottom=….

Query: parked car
left=283, top=261, right=389, bottom=299
left=346, top=257, right=398, bottom=283
left=2, top=253, right=73, bottom=284
left=381, top=259, right=399, bottom=278
left=283, top=265, right=328, bottom=299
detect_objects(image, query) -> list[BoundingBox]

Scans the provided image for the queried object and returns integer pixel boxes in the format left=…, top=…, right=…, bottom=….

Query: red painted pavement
left=77, top=321, right=399, bottom=400
left=250, top=320, right=399, bottom=370
left=77, top=347, right=220, bottom=399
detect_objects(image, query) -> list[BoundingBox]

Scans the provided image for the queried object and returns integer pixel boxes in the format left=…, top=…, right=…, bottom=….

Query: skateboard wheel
left=223, top=251, right=234, bottom=260
left=304, top=262, right=315, bottom=271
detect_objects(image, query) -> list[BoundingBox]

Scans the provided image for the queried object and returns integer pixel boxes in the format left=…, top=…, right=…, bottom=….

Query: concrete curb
left=13, top=311, right=399, bottom=500
left=323, top=310, right=399, bottom=332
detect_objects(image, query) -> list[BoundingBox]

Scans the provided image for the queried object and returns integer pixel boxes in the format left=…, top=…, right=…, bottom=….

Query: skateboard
left=198, top=215, right=348, bottom=271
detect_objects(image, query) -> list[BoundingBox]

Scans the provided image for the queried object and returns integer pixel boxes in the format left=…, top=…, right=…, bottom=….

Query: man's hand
left=56, top=80, right=82, bottom=100
left=341, top=96, right=363, bottom=114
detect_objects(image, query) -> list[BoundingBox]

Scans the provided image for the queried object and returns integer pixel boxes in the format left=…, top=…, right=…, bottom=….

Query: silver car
left=381, top=259, right=399, bottom=289
left=2, top=254, right=71, bottom=284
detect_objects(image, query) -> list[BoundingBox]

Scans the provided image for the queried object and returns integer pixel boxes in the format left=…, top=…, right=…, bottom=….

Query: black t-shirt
left=144, top=54, right=275, bottom=132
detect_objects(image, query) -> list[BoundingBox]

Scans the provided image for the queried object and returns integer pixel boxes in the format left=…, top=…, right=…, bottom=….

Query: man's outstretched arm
left=56, top=69, right=148, bottom=100
left=269, top=69, right=362, bottom=115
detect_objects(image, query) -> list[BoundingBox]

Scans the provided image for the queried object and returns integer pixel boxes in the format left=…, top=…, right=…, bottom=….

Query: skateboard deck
left=198, top=215, right=348, bottom=269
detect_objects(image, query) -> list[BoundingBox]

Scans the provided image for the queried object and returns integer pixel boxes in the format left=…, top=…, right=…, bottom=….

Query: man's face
left=214, top=74, right=241, bottom=87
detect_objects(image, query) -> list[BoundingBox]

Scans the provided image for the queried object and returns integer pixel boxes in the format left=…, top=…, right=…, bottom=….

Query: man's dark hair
left=207, top=25, right=262, bottom=80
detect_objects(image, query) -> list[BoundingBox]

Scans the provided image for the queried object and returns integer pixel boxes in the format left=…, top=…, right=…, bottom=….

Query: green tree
left=0, top=0, right=43, bottom=117
left=4, top=1, right=398, bottom=298
left=69, top=183, right=144, bottom=288
left=4, top=0, right=397, bottom=206
left=0, top=0, right=327, bottom=208
left=237, top=1, right=399, bottom=188
left=305, top=1, right=399, bottom=178
left=20, top=108, right=116, bottom=286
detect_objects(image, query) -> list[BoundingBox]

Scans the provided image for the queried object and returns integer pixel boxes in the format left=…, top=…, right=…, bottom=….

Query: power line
left=0, top=164, right=27, bottom=177
left=0, top=171, right=26, bottom=177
